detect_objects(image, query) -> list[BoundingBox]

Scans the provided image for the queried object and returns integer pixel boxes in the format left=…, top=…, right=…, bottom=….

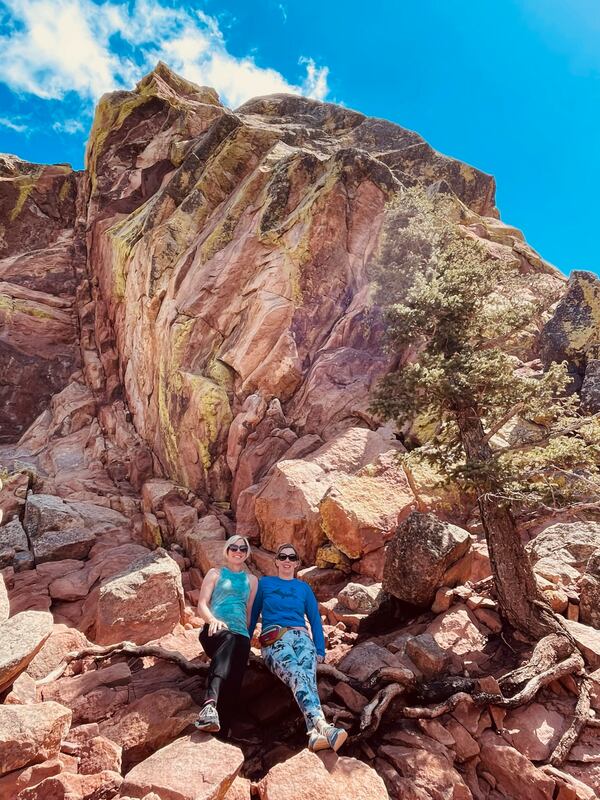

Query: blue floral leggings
left=262, top=629, right=325, bottom=731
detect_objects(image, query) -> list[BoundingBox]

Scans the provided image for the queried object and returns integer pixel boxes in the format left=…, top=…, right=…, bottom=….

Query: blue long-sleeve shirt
left=249, top=576, right=326, bottom=657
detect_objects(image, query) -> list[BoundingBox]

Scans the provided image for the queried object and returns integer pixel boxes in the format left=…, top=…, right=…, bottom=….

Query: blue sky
left=1, top=0, right=599, bottom=277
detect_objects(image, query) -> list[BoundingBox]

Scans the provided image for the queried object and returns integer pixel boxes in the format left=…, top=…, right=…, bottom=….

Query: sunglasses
left=277, top=553, right=298, bottom=562
left=227, top=545, right=248, bottom=553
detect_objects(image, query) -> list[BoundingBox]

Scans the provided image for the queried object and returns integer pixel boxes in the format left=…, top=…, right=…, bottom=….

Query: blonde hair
left=223, top=534, right=251, bottom=559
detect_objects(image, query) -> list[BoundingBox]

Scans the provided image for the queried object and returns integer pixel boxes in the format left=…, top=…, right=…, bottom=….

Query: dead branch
left=549, top=677, right=592, bottom=767
left=483, top=403, right=524, bottom=444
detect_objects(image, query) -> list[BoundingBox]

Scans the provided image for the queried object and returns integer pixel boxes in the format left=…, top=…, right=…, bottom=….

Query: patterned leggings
left=262, top=629, right=325, bottom=732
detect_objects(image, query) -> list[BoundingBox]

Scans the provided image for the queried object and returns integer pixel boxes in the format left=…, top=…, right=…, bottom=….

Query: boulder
left=257, top=749, right=388, bottom=800
left=224, top=777, right=252, bottom=800
left=26, top=624, right=90, bottom=680
left=379, top=744, right=472, bottom=799
left=120, top=732, right=243, bottom=800
left=78, top=735, right=123, bottom=775
left=406, top=633, right=450, bottom=679
left=99, top=688, right=199, bottom=768
left=338, top=642, right=409, bottom=683
left=502, top=703, right=567, bottom=761
left=18, top=770, right=123, bottom=800
left=581, top=357, right=600, bottom=414
left=0, top=609, right=53, bottom=691
left=479, top=730, right=555, bottom=799
left=579, top=549, right=600, bottom=629
left=0, top=701, right=72, bottom=775
left=32, top=527, right=96, bottom=563
left=0, top=757, right=65, bottom=798
left=527, top=521, right=600, bottom=586
left=337, top=582, right=383, bottom=613
left=41, top=662, right=131, bottom=725
left=383, top=512, right=471, bottom=607
left=319, top=464, right=415, bottom=559
left=0, top=471, right=30, bottom=524
left=82, top=548, right=184, bottom=645
left=0, top=517, right=30, bottom=567
left=23, top=493, right=82, bottom=539
left=426, top=604, right=488, bottom=673
left=183, top=515, right=226, bottom=573
left=564, top=619, right=600, bottom=669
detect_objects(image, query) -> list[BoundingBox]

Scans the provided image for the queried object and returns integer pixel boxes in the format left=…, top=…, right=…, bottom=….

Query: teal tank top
left=210, top=567, right=251, bottom=637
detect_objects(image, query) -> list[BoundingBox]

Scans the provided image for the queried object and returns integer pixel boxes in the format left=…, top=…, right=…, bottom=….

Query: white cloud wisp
left=0, top=0, right=330, bottom=109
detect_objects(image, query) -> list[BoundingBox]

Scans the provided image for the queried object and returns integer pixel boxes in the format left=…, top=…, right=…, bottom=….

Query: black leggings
left=199, top=625, right=250, bottom=736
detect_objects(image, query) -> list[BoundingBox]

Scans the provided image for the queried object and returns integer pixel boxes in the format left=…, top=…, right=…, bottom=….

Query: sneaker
left=194, top=702, right=220, bottom=733
left=319, top=723, right=348, bottom=752
left=307, top=729, right=329, bottom=752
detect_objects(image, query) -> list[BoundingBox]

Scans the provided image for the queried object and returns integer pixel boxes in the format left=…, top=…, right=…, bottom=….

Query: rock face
left=383, top=512, right=472, bottom=606
left=0, top=155, right=80, bottom=442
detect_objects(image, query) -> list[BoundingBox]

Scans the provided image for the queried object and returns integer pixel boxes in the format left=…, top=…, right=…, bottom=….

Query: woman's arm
left=304, top=584, right=326, bottom=659
left=248, top=578, right=264, bottom=639
left=197, top=569, right=228, bottom=635
left=246, top=574, right=259, bottom=627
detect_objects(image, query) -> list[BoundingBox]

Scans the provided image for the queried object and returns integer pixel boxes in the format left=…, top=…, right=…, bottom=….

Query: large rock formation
left=1, top=62, right=599, bottom=800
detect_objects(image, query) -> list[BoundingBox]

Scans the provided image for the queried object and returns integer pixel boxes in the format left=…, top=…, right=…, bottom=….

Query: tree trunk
left=454, top=404, right=561, bottom=641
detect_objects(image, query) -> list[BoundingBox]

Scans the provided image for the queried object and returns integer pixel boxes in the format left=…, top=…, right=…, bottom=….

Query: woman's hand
left=316, top=654, right=325, bottom=664
left=208, top=618, right=228, bottom=636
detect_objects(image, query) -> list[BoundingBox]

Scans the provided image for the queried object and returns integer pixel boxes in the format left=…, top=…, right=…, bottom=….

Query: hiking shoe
left=307, top=729, right=329, bottom=752
left=194, top=702, right=220, bottom=733
left=319, top=723, right=348, bottom=752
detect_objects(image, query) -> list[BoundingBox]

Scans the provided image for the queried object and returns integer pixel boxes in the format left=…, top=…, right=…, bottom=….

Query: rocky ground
left=1, top=63, right=600, bottom=800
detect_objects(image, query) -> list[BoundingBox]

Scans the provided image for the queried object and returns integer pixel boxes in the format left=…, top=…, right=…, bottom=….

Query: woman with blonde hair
left=250, top=542, right=348, bottom=752
left=195, top=534, right=258, bottom=736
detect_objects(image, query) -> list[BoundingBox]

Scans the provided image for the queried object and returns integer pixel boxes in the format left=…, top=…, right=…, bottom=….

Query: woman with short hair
left=250, top=542, right=348, bottom=752
left=195, top=534, right=258, bottom=736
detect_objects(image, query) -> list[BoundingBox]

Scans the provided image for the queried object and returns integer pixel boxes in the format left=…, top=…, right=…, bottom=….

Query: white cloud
left=0, top=115, right=28, bottom=132
left=52, top=118, right=85, bottom=134
left=0, top=0, right=330, bottom=109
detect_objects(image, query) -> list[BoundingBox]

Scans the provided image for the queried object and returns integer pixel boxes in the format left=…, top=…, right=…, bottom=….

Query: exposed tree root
left=499, top=633, right=576, bottom=693
left=398, top=691, right=472, bottom=719
left=549, top=676, right=592, bottom=767
left=360, top=682, right=407, bottom=736
left=477, top=651, right=585, bottom=709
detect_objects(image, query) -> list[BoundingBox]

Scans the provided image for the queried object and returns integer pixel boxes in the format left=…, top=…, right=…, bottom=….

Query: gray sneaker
left=307, top=729, right=329, bottom=752
left=319, top=723, right=348, bottom=752
left=194, top=702, right=220, bottom=733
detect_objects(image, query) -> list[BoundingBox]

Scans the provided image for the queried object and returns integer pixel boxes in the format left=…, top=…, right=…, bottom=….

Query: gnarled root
left=360, top=683, right=407, bottom=737
left=499, top=633, right=575, bottom=694
left=549, top=676, right=592, bottom=767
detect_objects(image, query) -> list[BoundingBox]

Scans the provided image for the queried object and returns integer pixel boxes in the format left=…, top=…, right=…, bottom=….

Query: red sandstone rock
left=379, top=744, right=472, bottom=799
left=82, top=548, right=184, bottom=645
left=77, top=736, right=123, bottom=775
left=479, top=730, right=556, bottom=799
left=258, top=749, right=388, bottom=800
left=120, top=732, right=243, bottom=800
left=26, top=623, right=90, bottom=680
left=0, top=701, right=72, bottom=775
left=0, top=609, right=53, bottom=691
left=99, top=688, right=199, bottom=768
left=18, top=769, right=123, bottom=800
left=0, top=572, right=9, bottom=621
left=41, top=662, right=131, bottom=724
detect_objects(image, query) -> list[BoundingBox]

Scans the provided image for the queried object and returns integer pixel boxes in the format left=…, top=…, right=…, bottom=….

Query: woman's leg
left=218, top=634, right=251, bottom=736
left=199, top=626, right=240, bottom=705
left=263, top=630, right=325, bottom=731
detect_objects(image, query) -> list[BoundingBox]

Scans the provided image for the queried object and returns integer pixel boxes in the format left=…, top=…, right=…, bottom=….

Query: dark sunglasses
left=277, top=553, right=298, bottom=562
left=228, top=545, right=248, bottom=553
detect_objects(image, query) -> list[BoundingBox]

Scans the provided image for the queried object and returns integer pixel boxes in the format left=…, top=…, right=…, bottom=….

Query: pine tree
left=370, top=189, right=600, bottom=641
